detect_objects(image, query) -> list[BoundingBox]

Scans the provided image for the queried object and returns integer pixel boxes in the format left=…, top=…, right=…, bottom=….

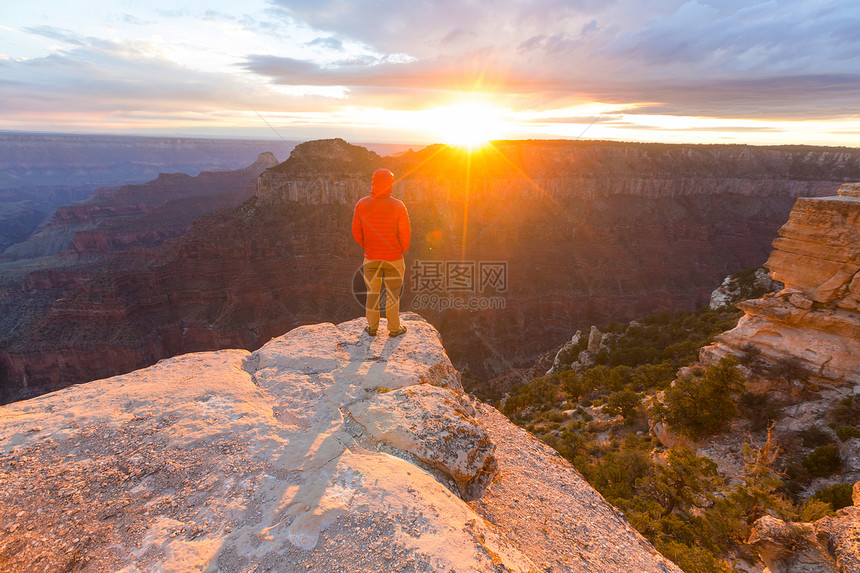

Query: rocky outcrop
left=5, top=139, right=860, bottom=403
left=0, top=314, right=680, bottom=573
left=748, top=482, right=860, bottom=573
left=701, top=183, right=860, bottom=385
left=709, top=267, right=784, bottom=310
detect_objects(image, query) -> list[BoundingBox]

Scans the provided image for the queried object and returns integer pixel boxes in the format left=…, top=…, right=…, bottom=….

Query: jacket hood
left=371, top=168, right=395, bottom=198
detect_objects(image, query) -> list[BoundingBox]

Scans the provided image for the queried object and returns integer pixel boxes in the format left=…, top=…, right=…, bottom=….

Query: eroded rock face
left=749, top=482, right=860, bottom=573
left=749, top=516, right=837, bottom=573
left=0, top=315, right=680, bottom=573
left=701, top=184, right=860, bottom=385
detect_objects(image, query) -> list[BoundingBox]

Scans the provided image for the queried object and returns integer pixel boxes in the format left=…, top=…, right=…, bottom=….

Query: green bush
left=831, top=396, right=860, bottom=426
left=604, top=388, right=641, bottom=423
left=797, top=499, right=834, bottom=522
left=561, top=371, right=590, bottom=400
left=581, top=365, right=612, bottom=392
left=606, top=365, right=633, bottom=391
left=655, top=540, right=732, bottom=573
left=769, top=356, right=809, bottom=382
left=631, top=362, right=676, bottom=391
left=738, top=343, right=761, bottom=367
left=812, top=483, right=855, bottom=511
left=738, top=392, right=782, bottom=432
left=797, top=426, right=835, bottom=449
left=833, top=425, right=860, bottom=442
left=803, top=445, right=842, bottom=477
left=660, top=358, right=745, bottom=439
left=638, top=447, right=722, bottom=517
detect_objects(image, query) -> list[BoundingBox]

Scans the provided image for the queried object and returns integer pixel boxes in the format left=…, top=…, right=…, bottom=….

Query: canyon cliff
left=0, top=153, right=278, bottom=398
left=0, top=315, right=681, bottom=573
left=2, top=152, right=279, bottom=262
left=701, top=182, right=860, bottom=385
left=4, top=139, right=860, bottom=403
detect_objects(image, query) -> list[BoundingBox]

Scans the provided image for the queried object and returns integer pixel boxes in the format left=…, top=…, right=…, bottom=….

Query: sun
left=421, top=103, right=506, bottom=150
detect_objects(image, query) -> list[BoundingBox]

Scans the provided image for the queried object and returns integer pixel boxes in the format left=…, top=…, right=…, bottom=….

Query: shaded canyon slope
left=0, top=153, right=279, bottom=401
left=0, top=315, right=682, bottom=573
left=4, top=138, right=860, bottom=403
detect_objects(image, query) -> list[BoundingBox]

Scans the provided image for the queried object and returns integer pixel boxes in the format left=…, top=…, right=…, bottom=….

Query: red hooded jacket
left=352, top=169, right=411, bottom=261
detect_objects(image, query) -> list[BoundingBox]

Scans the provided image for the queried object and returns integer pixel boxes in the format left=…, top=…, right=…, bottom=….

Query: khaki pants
left=363, top=258, right=405, bottom=332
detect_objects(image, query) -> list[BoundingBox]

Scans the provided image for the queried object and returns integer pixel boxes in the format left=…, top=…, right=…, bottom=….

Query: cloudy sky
left=2, top=0, right=859, bottom=146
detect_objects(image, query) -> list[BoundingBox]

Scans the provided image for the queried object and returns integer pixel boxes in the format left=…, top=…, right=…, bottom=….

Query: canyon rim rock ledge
left=0, top=313, right=680, bottom=572
left=702, top=182, right=860, bottom=385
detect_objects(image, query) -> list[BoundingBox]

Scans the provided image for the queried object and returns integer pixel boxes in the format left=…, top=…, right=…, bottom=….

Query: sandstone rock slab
left=347, top=384, right=497, bottom=500
left=750, top=481, right=860, bottom=573
left=702, top=190, right=860, bottom=386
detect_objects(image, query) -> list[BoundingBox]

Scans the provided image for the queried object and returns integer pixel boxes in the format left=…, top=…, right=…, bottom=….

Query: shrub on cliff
left=769, top=355, right=809, bottom=382
left=831, top=395, right=860, bottom=426
left=812, top=482, right=855, bottom=511
left=603, top=388, right=641, bottom=423
left=638, top=447, right=722, bottom=518
left=657, top=357, right=744, bottom=439
left=802, top=444, right=842, bottom=477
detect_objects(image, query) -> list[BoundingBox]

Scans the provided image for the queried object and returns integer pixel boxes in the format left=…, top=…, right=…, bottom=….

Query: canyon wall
left=0, top=134, right=297, bottom=251
left=3, top=139, right=860, bottom=403
left=0, top=133, right=296, bottom=189
left=0, top=154, right=279, bottom=398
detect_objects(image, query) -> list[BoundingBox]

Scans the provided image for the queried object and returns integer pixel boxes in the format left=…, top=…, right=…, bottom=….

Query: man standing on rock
left=352, top=168, right=411, bottom=337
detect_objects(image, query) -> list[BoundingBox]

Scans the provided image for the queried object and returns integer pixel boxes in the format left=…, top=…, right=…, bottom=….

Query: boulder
left=748, top=516, right=837, bottom=573
left=749, top=481, right=860, bottom=573
left=347, top=384, right=497, bottom=500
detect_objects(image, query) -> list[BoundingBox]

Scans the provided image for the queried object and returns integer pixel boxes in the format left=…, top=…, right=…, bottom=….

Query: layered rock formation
left=0, top=133, right=295, bottom=189
left=0, top=134, right=297, bottom=253
left=748, top=482, right=860, bottom=573
left=0, top=154, right=282, bottom=399
left=701, top=183, right=860, bottom=385
left=2, top=152, right=278, bottom=261
left=4, top=139, right=860, bottom=403
left=0, top=315, right=680, bottom=572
